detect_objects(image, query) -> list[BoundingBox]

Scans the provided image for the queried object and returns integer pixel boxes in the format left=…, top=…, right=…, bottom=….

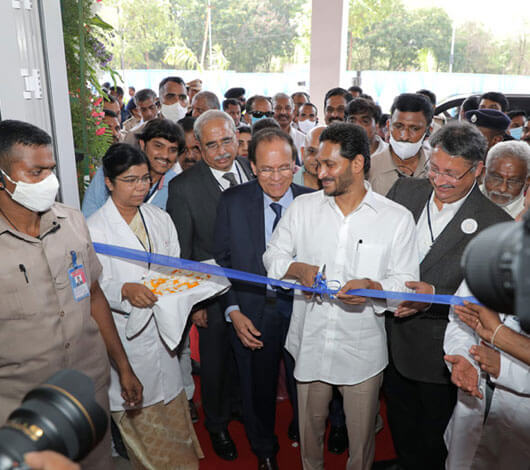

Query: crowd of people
left=0, top=76, right=529, bottom=470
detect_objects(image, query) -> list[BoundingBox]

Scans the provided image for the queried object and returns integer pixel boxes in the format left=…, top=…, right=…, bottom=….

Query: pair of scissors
left=312, top=264, right=327, bottom=304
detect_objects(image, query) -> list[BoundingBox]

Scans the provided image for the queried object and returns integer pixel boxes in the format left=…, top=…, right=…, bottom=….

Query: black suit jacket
left=213, top=180, right=314, bottom=319
left=386, top=178, right=513, bottom=384
left=166, top=157, right=254, bottom=261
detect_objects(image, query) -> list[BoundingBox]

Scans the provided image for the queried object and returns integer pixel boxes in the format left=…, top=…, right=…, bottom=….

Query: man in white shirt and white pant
left=263, top=123, right=419, bottom=470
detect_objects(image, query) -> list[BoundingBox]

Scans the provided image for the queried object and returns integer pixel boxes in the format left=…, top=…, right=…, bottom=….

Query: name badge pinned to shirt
left=68, top=250, right=90, bottom=302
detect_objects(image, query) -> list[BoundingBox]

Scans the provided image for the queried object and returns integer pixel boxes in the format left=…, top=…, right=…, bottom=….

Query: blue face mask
left=510, top=127, right=523, bottom=140
left=251, top=115, right=266, bottom=125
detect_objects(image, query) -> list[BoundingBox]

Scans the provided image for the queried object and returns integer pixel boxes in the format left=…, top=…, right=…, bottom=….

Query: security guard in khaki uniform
left=0, top=120, right=142, bottom=469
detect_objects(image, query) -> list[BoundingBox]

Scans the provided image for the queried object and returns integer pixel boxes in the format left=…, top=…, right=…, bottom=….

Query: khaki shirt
left=0, top=203, right=109, bottom=423
left=368, top=146, right=430, bottom=196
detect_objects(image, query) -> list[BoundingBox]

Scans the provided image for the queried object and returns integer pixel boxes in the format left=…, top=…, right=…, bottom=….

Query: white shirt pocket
left=354, top=243, right=386, bottom=280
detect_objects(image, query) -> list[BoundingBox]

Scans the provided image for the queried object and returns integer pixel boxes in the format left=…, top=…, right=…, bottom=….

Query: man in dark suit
left=384, top=121, right=513, bottom=470
left=166, top=110, right=254, bottom=460
left=213, top=128, right=313, bottom=470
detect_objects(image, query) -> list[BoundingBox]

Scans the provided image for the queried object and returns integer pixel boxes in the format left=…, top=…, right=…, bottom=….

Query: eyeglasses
left=484, top=173, right=525, bottom=191
left=426, top=161, right=476, bottom=183
left=116, top=175, right=152, bottom=186
left=204, top=136, right=235, bottom=152
left=250, top=111, right=274, bottom=118
left=256, top=165, right=293, bottom=176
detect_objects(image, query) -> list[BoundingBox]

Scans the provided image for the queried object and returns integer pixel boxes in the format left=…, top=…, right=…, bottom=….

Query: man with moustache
left=369, top=93, right=432, bottom=196
left=167, top=110, right=254, bottom=460
left=177, top=116, right=203, bottom=171
left=214, top=127, right=313, bottom=470
left=384, top=121, right=512, bottom=470
left=481, top=141, right=530, bottom=218
left=323, top=88, right=353, bottom=125
left=264, top=123, right=419, bottom=470
left=82, top=119, right=185, bottom=218
left=272, top=93, right=304, bottom=163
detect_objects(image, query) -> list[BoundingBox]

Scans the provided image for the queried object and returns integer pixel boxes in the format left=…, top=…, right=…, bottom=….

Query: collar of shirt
left=0, top=203, right=67, bottom=240
left=416, top=182, right=475, bottom=261
left=210, top=160, right=245, bottom=190
left=381, top=146, right=430, bottom=177
left=321, top=180, right=380, bottom=218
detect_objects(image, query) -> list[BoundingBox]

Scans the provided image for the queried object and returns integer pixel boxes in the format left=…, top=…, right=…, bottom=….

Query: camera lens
left=462, top=221, right=520, bottom=314
left=0, top=370, right=107, bottom=468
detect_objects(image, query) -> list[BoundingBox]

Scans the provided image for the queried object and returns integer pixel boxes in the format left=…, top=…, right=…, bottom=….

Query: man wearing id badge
left=264, top=123, right=419, bottom=470
left=384, top=121, right=512, bottom=470
left=0, top=120, right=142, bottom=470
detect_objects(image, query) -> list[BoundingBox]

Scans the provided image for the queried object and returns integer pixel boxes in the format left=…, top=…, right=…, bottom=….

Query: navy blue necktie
left=270, top=202, right=283, bottom=230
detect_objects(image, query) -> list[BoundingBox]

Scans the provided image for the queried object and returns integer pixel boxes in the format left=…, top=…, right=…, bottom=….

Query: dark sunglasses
left=251, top=111, right=274, bottom=118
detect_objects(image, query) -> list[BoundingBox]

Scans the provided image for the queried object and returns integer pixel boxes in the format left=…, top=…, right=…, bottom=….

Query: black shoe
left=209, top=430, right=238, bottom=461
left=287, top=420, right=299, bottom=442
left=258, top=456, right=279, bottom=470
left=188, top=399, right=198, bottom=423
left=327, top=425, right=348, bottom=454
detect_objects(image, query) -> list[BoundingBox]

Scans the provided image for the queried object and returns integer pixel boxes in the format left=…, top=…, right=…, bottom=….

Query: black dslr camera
left=0, top=370, right=107, bottom=470
left=463, top=211, right=530, bottom=332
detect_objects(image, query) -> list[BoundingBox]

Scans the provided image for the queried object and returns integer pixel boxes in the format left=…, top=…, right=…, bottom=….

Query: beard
left=322, top=170, right=354, bottom=197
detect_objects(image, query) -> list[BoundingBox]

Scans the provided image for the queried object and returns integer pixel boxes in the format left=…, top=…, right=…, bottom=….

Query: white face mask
left=298, top=119, right=317, bottom=134
left=161, top=102, right=188, bottom=122
left=390, top=134, right=425, bottom=160
left=2, top=169, right=59, bottom=212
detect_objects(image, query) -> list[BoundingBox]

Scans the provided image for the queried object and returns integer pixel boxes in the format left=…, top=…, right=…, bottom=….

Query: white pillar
left=0, top=0, right=79, bottom=208
left=309, top=0, right=350, bottom=117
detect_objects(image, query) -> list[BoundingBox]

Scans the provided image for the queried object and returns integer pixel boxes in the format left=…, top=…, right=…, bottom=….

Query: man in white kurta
left=263, top=122, right=419, bottom=470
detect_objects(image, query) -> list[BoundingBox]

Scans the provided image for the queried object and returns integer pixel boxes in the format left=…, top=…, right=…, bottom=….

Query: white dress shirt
left=263, top=183, right=420, bottom=385
left=210, top=160, right=248, bottom=191
left=416, top=185, right=474, bottom=261
left=289, top=125, right=305, bottom=164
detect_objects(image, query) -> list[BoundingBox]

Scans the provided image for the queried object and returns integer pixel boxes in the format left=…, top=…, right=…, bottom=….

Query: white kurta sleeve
left=443, top=283, right=479, bottom=371
left=377, top=210, right=420, bottom=311
left=263, top=199, right=299, bottom=280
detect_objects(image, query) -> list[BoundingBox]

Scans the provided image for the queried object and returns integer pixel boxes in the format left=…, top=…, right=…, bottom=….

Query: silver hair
left=191, top=90, right=220, bottom=111
left=194, top=110, right=236, bottom=143
left=485, top=141, right=530, bottom=176
left=272, top=92, right=294, bottom=110
left=134, top=88, right=157, bottom=105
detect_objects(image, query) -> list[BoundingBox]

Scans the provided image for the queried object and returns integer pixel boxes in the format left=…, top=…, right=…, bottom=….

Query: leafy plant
left=61, top=0, right=117, bottom=196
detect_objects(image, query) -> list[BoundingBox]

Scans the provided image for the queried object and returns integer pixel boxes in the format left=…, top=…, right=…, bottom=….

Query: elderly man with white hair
left=481, top=141, right=530, bottom=218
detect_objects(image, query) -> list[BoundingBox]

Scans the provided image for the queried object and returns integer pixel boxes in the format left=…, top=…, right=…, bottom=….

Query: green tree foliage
left=347, top=0, right=530, bottom=74
left=102, top=0, right=304, bottom=72
left=347, top=0, right=452, bottom=71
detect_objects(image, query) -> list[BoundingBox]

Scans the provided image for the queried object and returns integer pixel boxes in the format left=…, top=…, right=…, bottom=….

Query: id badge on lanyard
left=68, top=250, right=90, bottom=302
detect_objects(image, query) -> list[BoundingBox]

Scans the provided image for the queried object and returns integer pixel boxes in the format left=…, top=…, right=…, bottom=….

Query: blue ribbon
left=92, top=243, right=478, bottom=306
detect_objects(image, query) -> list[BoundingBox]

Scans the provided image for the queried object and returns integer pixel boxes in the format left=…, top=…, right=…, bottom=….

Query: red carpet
left=190, top=326, right=397, bottom=469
